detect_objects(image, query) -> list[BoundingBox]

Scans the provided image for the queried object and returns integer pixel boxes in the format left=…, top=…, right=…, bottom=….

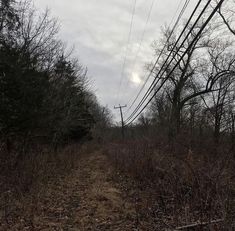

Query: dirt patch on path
left=72, top=152, right=137, bottom=230
left=0, top=151, right=138, bottom=231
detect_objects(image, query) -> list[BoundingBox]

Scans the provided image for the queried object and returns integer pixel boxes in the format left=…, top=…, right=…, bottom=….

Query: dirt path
left=72, top=152, right=137, bottom=230
left=1, top=151, right=138, bottom=231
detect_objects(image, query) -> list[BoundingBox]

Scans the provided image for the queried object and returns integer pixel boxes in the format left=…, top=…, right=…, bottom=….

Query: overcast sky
left=33, top=0, right=195, bottom=121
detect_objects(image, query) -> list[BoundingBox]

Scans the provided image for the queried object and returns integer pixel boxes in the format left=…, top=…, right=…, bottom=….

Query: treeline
left=135, top=2, right=235, bottom=151
left=0, top=0, right=112, bottom=154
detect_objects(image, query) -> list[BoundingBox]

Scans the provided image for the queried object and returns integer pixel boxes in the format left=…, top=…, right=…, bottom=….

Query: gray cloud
left=34, top=0, right=195, bottom=121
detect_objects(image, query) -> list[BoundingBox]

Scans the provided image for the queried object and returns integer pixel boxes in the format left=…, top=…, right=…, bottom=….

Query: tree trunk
left=214, top=107, right=222, bottom=145
left=169, top=100, right=181, bottom=141
left=231, top=113, right=235, bottom=151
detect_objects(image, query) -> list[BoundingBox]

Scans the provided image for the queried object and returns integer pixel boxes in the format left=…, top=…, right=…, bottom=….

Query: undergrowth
left=106, top=139, right=235, bottom=230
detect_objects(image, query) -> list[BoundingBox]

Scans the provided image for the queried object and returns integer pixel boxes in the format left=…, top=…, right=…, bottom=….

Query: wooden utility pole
left=114, top=104, right=127, bottom=139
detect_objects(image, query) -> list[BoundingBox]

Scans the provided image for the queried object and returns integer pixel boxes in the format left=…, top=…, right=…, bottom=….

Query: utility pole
left=114, top=104, right=127, bottom=139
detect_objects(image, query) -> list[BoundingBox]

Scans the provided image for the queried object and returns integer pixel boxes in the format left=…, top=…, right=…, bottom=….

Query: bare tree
left=16, top=1, right=62, bottom=70
left=201, top=39, right=235, bottom=144
left=151, top=24, right=213, bottom=138
left=217, top=0, right=235, bottom=36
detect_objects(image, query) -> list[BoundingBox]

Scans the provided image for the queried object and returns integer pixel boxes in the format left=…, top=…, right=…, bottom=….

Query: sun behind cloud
left=131, top=72, right=142, bottom=85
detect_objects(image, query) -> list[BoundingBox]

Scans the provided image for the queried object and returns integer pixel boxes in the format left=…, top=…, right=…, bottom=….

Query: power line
left=129, top=0, right=157, bottom=75
left=124, top=0, right=186, bottom=106
left=123, top=0, right=158, bottom=112
left=125, top=0, right=203, bottom=123
left=130, top=0, right=186, bottom=75
left=122, top=0, right=157, bottom=102
left=125, top=0, right=225, bottom=126
left=125, top=0, right=191, bottom=116
left=125, top=0, right=194, bottom=122
left=115, top=0, right=137, bottom=105
left=125, top=0, right=208, bottom=124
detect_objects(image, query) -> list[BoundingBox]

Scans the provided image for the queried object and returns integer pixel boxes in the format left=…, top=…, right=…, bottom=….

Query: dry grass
left=106, top=139, right=235, bottom=230
left=1, top=138, right=234, bottom=230
left=0, top=142, right=98, bottom=226
left=0, top=147, right=139, bottom=230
